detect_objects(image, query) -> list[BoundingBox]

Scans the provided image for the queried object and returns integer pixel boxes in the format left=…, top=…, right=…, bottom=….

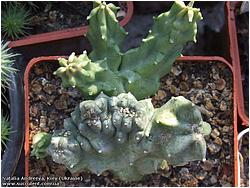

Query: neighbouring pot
left=226, top=1, right=249, bottom=127
left=237, top=128, right=249, bottom=187
left=237, top=127, right=249, bottom=187
left=1, top=68, right=25, bottom=184
left=5, top=2, right=133, bottom=88
left=7, top=2, right=133, bottom=48
left=23, top=55, right=238, bottom=186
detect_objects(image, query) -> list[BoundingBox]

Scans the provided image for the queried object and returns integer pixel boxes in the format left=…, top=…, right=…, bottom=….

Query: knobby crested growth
left=54, top=1, right=203, bottom=100
left=32, top=93, right=211, bottom=181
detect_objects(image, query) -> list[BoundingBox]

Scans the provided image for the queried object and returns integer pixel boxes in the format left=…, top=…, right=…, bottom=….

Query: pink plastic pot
left=226, top=1, right=249, bottom=127
left=24, top=55, right=238, bottom=186
left=8, top=2, right=134, bottom=48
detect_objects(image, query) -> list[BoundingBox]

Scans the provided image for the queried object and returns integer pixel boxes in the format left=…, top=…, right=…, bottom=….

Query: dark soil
left=28, top=61, right=234, bottom=186
left=27, top=1, right=126, bottom=34
left=24, top=1, right=127, bottom=35
left=27, top=1, right=93, bottom=34
left=235, top=10, right=249, bottom=116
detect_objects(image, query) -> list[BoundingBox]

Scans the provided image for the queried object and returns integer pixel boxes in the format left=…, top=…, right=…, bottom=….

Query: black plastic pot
left=1, top=58, right=24, bottom=185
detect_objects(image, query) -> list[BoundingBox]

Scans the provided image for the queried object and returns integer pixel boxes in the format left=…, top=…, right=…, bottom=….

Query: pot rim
left=226, top=1, right=249, bottom=127
left=8, top=1, right=134, bottom=48
left=24, top=55, right=238, bottom=186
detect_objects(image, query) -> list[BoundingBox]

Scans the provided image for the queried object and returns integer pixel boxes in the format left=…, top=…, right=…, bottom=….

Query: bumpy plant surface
left=54, top=1, right=203, bottom=100
left=32, top=93, right=211, bottom=181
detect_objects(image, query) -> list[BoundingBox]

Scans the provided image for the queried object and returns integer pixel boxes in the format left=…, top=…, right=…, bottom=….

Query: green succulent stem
left=54, top=1, right=203, bottom=100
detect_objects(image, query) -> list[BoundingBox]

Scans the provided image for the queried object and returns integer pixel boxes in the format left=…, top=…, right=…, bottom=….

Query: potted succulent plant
left=21, top=1, right=238, bottom=187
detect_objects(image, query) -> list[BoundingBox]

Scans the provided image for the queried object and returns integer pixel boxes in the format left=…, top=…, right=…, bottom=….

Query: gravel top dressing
left=28, top=61, right=234, bottom=187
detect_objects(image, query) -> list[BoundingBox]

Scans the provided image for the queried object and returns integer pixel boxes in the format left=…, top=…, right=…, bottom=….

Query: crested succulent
left=54, top=0, right=203, bottom=100
left=32, top=93, right=211, bottom=181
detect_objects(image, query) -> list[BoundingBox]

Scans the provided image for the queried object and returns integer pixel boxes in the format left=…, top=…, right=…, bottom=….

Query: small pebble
left=171, top=66, right=182, bottom=76
left=43, top=84, right=57, bottom=94
left=179, top=168, right=190, bottom=180
left=34, top=67, right=45, bottom=75
left=211, top=128, right=220, bottom=139
left=195, top=171, right=207, bottom=180
left=155, top=90, right=167, bottom=100
left=102, top=171, right=109, bottom=177
left=220, top=101, right=227, bottom=111
left=208, top=143, right=221, bottom=154
left=210, top=175, right=218, bottom=184
left=221, top=182, right=232, bottom=187
left=55, top=98, right=68, bottom=110
left=181, top=72, right=189, bottom=81
left=85, top=179, right=91, bottom=183
left=201, top=160, right=214, bottom=171
left=207, top=83, right=216, bottom=90
left=30, top=106, right=39, bottom=117
left=222, top=137, right=230, bottom=143
left=193, top=80, right=203, bottom=89
left=170, top=85, right=177, bottom=94
left=215, top=78, right=226, bottom=91
left=31, top=82, right=42, bottom=93
left=222, top=126, right=230, bottom=133
left=165, top=78, right=173, bottom=85
left=190, top=91, right=203, bottom=104
left=214, top=137, right=223, bottom=145
left=39, top=116, right=47, bottom=128
left=205, top=99, right=215, bottom=111
left=179, top=81, right=189, bottom=91
left=199, top=105, right=214, bottom=118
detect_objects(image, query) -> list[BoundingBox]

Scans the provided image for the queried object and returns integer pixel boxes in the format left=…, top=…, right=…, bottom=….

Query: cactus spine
left=32, top=93, right=211, bottom=181
left=54, top=1, right=202, bottom=100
